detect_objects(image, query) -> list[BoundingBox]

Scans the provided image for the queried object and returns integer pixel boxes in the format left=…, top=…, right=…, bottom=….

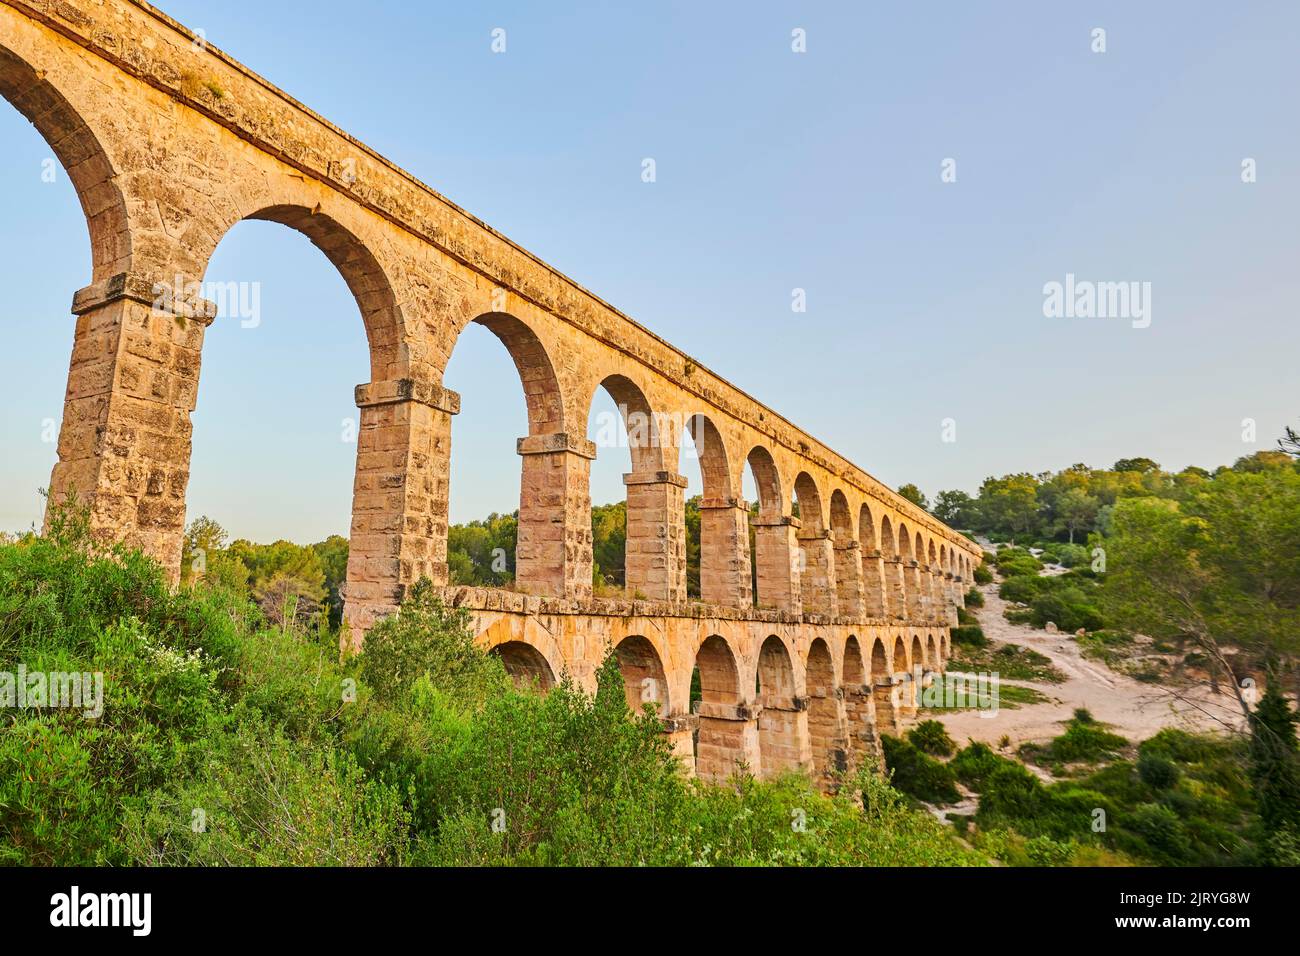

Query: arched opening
left=691, top=635, right=746, bottom=783
left=842, top=636, right=870, bottom=768
left=859, top=504, right=885, bottom=618
left=793, top=472, right=834, bottom=616
left=897, top=522, right=919, bottom=621
left=907, top=633, right=925, bottom=712
left=928, top=633, right=941, bottom=672
left=683, top=414, right=746, bottom=607
left=880, top=515, right=905, bottom=621
left=445, top=313, right=564, bottom=593
left=0, top=44, right=138, bottom=548
left=871, top=637, right=897, bottom=736
left=490, top=640, right=556, bottom=692
left=756, top=635, right=805, bottom=778
left=613, top=634, right=668, bottom=718
left=829, top=491, right=862, bottom=618
left=745, top=447, right=795, bottom=611
left=806, top=638, right=844, bottom=786
left=189, top=206, right=392, bottom=632
left=587, top=375, right=676, bottom=600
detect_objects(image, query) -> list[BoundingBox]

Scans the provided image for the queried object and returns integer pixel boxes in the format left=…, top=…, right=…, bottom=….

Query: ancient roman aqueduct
left=4, top=0, right=982, bottom=786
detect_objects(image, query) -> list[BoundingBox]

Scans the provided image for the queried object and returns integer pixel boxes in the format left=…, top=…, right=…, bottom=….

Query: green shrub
left=964, top=587, right=984, bottom=607
left=951, top=742, right=1019, bottom=791
left=1137, top=752, right=1180, bottom=790
left=1037, top=714, right=1128, bottom=764
left=881, top=736, right=960, bottom=805
left=907, top=720, right=956, bottom=757
left=973, top=564, right=994, bottom=585
left=950, top=625, right=987, bottom=648
left=998, top=575, right=1039, bottom=605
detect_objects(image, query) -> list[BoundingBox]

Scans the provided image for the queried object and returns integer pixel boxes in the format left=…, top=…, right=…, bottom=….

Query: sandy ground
left=934, top=573, right=1247, bottom=752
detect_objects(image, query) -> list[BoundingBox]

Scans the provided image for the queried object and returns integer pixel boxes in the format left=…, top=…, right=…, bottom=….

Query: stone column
left=833, top=538, right=866, bottom=619
left=343, top=377, right=457, bottom=642
left=796, top=529, right=838, bottom=617
left=758, top=693, right=813, bottom=778
left=697, top=496, right=752, bottom=607
left=944, top=572, right=960, bottom=625
left=692, top=700, right=762, bottom=784
left=861, top=548, right=887, bottom=618
left=623, top=470, right=688, bottom=603
left=904, top=560, right=924, bottom=620
left=882, top=557, right=908, bottom=621
left=751, top=514, right=802, bottom=613
left=872, top=675, right=902, bottom=736
left=47, top=273, right=215, bottom=581
left=515, top=432, right=595, bottom=599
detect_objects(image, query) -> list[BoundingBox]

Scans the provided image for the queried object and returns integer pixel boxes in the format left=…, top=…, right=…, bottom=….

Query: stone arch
left=612, top=634, right=669, bottom=717
left=756, top=635, right=806, bottom=778
left=746, top=446, right=797, bottom=612
left=589, top=373, right=664, bottom=473
left=463, top=312, right=565, bottom=434
left=806, top=637, right=844, bottom=784
left=692, top=634, right=748, bottom=784
left=0, top=45, right=129, bottom=281
left=745, top=445, right=783, bottom=517
left=829, top=490, right=863, bottom=617
left=872, top=636, right=899, bottom=735
left=927, top=633, right=940, bottom=671
left=842, top=636, right=871, bottom=769
left=880, top=514, right=897, bottom=559
left=685, top=414, right=748, bottom=607
left=794, top=472, right=834, bottom=616
left=205, top=204, right=405, bottom=380
left=858, top=502, right=885, bottom=618
left=490, top=640, right=556, bottom=692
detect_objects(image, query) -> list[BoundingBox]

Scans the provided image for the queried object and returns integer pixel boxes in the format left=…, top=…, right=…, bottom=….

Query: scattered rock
left=1045, top=621, right=1058, bottom=633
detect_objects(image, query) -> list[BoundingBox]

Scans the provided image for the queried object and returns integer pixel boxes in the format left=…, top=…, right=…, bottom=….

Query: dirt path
left=934, top=572, right=1247, bottom=751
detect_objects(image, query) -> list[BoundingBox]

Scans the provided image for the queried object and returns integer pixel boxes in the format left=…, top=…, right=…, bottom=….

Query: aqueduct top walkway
left=3, top=0, right=982, bottom=784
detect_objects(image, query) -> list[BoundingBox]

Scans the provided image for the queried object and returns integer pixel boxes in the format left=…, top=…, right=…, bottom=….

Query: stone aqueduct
left=3, top=0, right=982, bottom=784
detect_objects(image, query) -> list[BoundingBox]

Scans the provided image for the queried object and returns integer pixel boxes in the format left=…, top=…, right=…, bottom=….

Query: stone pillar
left=47, top=274, right=215, bottom=581
left=883, top=557, right=908, bottom=621
left=697, top=496, right=752, bottom=607
left=833, top=539, right=866, bottom=619
left=751, top=515, right=802, bottom=613
left=872, top=676, right=902, bottom=737
left=758, top=693, right=813, bottom=779
left=944, top=573, right=960, bottom=625
left=904, top=561, right=924, bottom=620
left=843, top=682, right=883, bottom=771
left=861, top=548, right=886, bottom=618
left=692, top=700, right=762, bottom=784
left=515, top=432, right=595, bottom=599
left=807, top=683, right=849, bottom=791
left=343, top=377, right=457, bottom=642
left=623, top=470, right=688, bottom=603
left=796, top=529, right=838, bottom=617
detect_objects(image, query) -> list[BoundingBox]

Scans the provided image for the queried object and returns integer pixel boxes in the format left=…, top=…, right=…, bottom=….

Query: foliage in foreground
left=0, top=524, right=976, bottom=867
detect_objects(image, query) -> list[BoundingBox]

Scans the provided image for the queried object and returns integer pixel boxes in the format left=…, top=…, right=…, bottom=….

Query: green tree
left=1054, top=487, right=1100, bottom=544
left=976, top=474, right=1040, bottom=543
left=1100, top=470, right=1300, bottom=719
left=932, top=489, right=975, bottom=528
left=1249, top=681, right=1300, bottom=865
left=1113, top=457, right=1160, bottom=473
left=897, top=483, right=929, bottom=511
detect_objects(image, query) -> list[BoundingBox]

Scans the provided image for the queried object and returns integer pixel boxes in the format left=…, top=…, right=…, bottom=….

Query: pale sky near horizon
left=2, top=1, right=1298, bottom=541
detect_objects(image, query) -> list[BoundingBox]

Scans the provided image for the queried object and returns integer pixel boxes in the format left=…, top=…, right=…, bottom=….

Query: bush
left=1056, top=543, right=1089, bottom=568
left=973, top=564, right=994, bottom=585
left=907, top=720, right=956, bottom=757
left=998, top=575, right=1040, bottom=605
left=951, top=742, right=1019, bottom=791
left=950, top=625, right=987, bottom=648
left=881, top=736, right=960, bottom=805
left=1137, top=752, right=1180, bottom=790
left=1037, top=714, right=1128, bottom=764
left=964, top=587, right=984, bottom=607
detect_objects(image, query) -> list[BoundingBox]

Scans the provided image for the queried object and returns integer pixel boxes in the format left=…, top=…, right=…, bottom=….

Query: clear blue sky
left=2, top=1, right=1297, bottom=541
